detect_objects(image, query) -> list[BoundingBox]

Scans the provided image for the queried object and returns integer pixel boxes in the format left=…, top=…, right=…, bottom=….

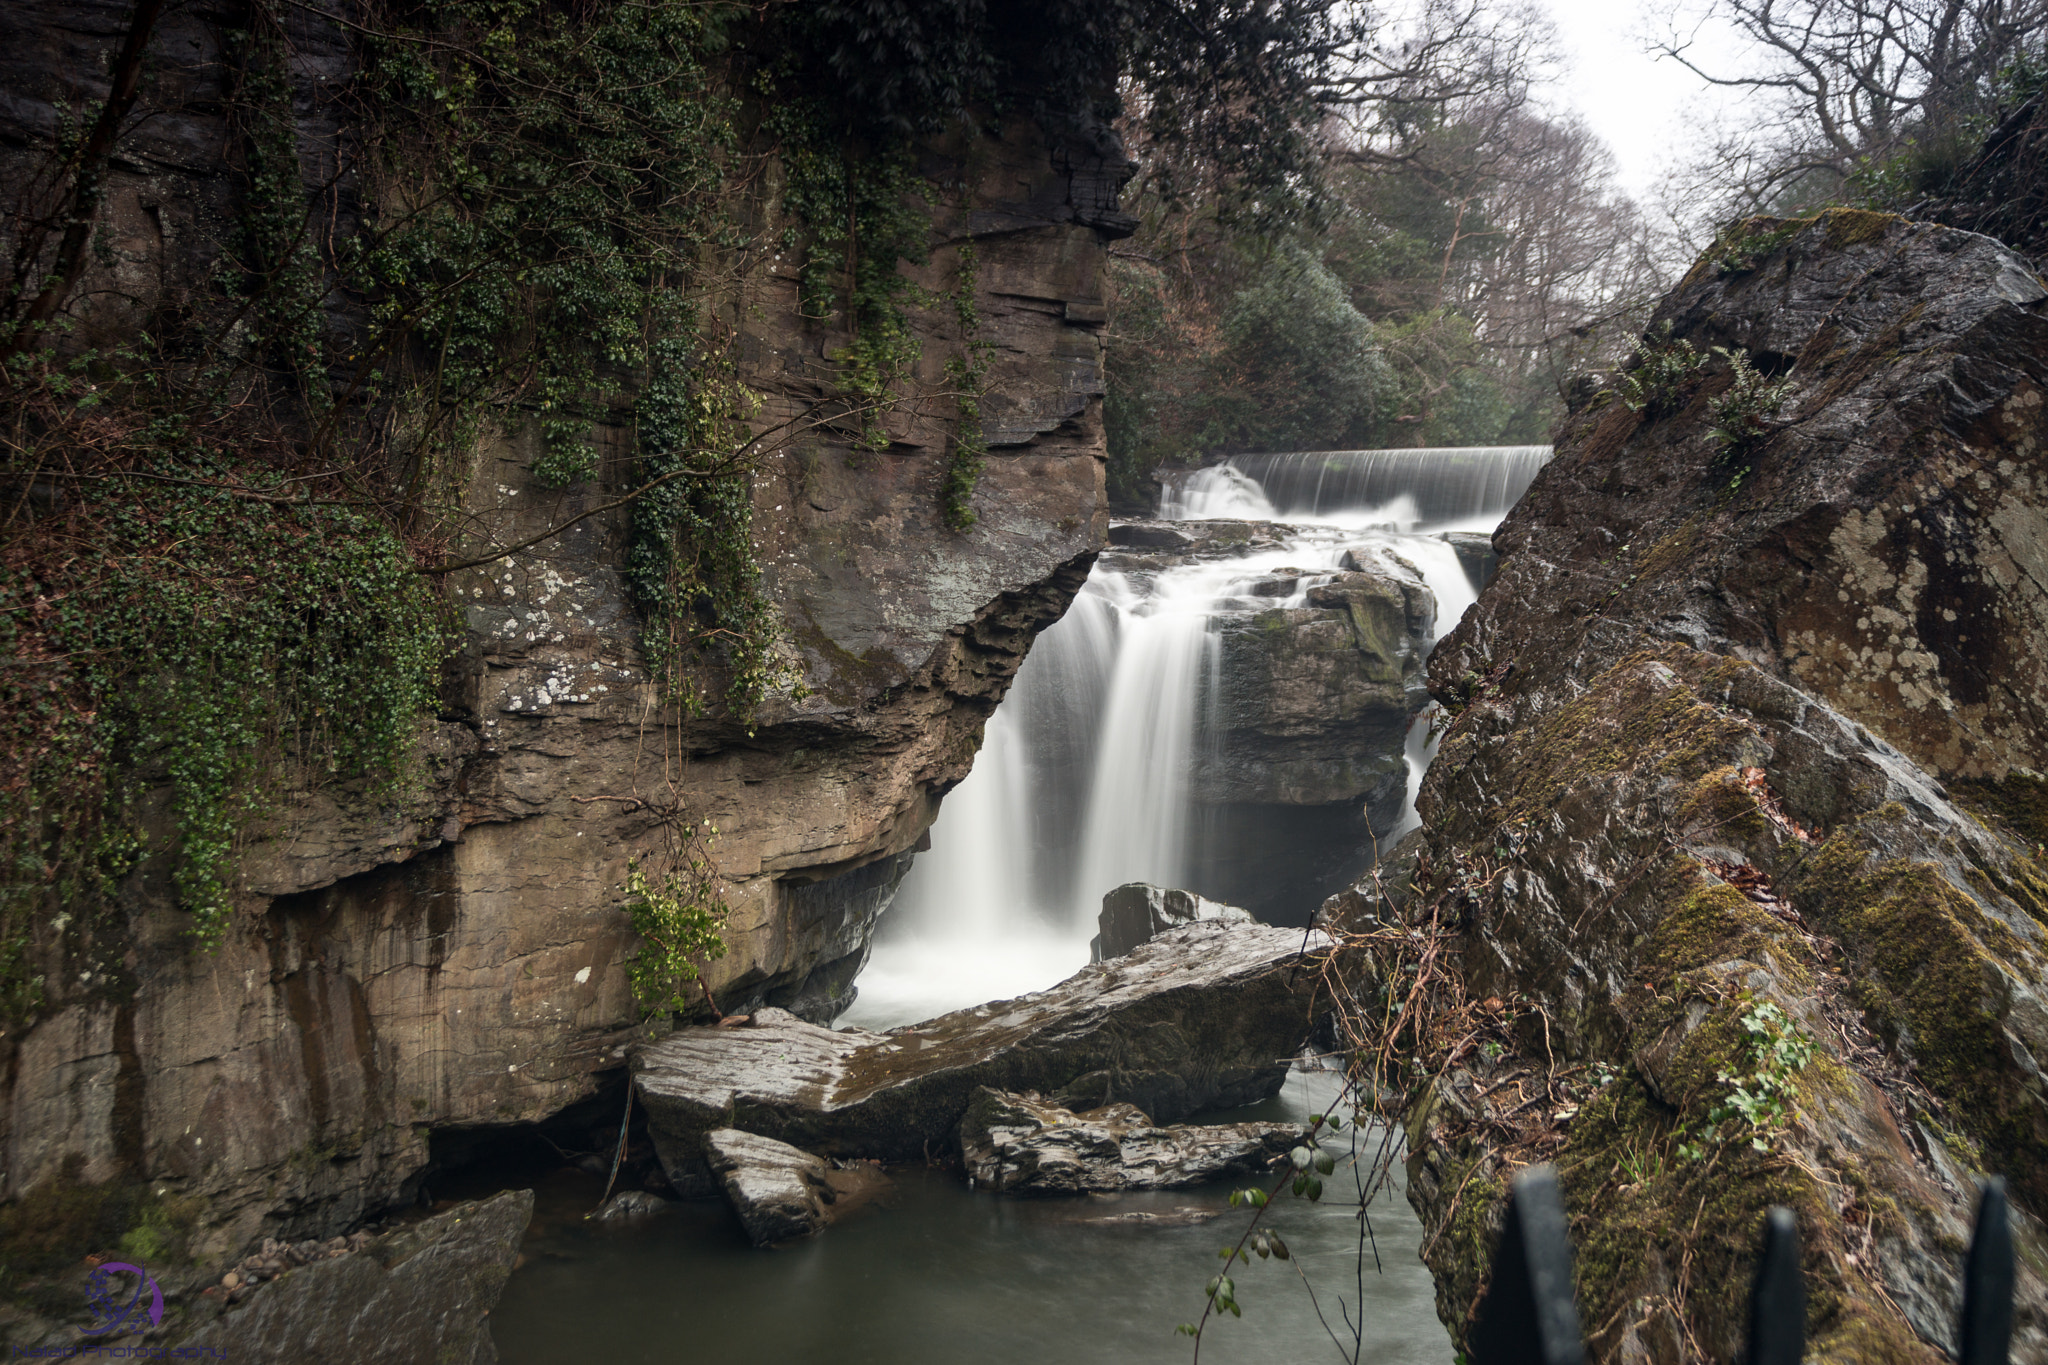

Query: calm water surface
left=492, top=1071, right=1453, bottom=1365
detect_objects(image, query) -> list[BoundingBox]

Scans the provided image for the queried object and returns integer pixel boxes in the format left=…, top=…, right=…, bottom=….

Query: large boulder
left=957, top=1087, right=1301, bottom=1194
left=1403, top=210, right=2048, bottom=1361
left=633, top=921, right=1330, bottom=1194
left=1093, top=883, right=1254, bottom=960
left=179, top=1190, right=531, bottom=1364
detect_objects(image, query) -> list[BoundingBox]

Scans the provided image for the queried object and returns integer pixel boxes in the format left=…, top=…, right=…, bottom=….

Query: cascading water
left=843, top=447, right=1548, bottom=1029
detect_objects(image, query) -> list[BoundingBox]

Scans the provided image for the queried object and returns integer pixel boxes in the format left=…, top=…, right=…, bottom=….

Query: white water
left=841, top=448, right=1546, bottom=1029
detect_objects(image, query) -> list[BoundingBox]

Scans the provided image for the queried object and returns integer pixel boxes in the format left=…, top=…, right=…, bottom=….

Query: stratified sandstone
left=1405, top=210, right=2048, bottom=1362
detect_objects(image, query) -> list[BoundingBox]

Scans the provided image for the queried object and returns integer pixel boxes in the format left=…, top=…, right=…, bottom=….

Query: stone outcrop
left=1093, top=883, right=1254, bottom=961
left=1403, top=210, right=2048, bottom=1361
left=1096, top=519, right=1439, bottom=921
left=179, top=1190, right=531, bottom=1365
left=957, top=1087, right=1300, bottom=1194
left=633, top=921, right=1330, bottom=1193
left=0, top=0, right=1126, bottom=1267
left=704, top=1121, right=880, bottom=1252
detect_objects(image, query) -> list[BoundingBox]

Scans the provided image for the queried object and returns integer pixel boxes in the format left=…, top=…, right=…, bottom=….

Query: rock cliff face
left=0, top=0, right=1122, bottom=1265
left=1402, top=211, right=2048, bottom=1361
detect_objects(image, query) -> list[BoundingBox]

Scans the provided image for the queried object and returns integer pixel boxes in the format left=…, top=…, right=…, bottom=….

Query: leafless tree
left=1654, top=0, right=2048, bottom=215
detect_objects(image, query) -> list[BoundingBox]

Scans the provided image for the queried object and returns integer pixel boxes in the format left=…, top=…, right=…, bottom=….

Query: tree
left=1322, top=101, right=1667, bottom=443
left=1654, top=0, right=2048, bottom=219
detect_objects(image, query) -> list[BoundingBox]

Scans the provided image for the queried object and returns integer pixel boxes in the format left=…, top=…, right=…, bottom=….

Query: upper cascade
left=1160, top=446, right=1551, bottom=529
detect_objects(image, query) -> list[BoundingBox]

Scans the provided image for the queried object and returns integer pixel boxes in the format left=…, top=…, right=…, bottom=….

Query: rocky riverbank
left=1396, top=210, right=2048, bottom=1361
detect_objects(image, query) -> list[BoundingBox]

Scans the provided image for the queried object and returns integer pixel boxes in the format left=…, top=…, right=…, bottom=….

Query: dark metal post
left=1744, top=1207, right=1804, bottom=1365
left=1960, top=1177, right=2013, bottom=1365
left=1468, top=1165, right=1586, bottom=1365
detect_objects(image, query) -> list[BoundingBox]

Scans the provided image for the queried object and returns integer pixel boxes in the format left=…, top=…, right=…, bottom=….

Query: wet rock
left=703, top=1129, right=837, bottom=1245
left=181, top=1190, right=531, bottom=1365
left=634, top=921, right=1331, bottom=1194
left=1203, top=563, right=1432, bottom=809
left=1316, top=828, right=1425, bottom=932
left=592, top=1190, right=671, bottom=1222
left=1107, top=522, right=1194, bottom=549
left=1094, top=883, right=1254, bottom=961
left=958, top=1087, right=1300, bottom=1194
left=1438, top=531, right=1497, bottom=593
left=1407, top=210, right=2048, bottom=1359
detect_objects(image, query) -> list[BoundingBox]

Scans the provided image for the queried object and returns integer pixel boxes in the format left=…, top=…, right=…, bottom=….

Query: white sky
left=1535, top=0, right=1756, bottom=204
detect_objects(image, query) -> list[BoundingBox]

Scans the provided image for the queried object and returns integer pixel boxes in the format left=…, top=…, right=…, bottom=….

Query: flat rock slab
left=635, top=921, right=1329, bottom=1194
left=959, top=1087, right=1302, bottom=1194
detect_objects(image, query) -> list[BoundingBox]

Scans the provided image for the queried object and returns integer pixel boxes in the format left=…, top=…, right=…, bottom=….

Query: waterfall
left=1187, top=446, right=1553, bottom=530
left=842, top=447, right=1548, bottom=1028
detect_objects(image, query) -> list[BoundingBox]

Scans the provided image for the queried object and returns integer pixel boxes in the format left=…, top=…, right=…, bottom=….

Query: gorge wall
left=0, top=0, right=1123, bottom=1262
left=1398, top=211, right=2048, bottom=1361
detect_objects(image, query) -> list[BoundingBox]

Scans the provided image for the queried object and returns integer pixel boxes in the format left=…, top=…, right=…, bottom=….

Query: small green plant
left=1711, top=219, right=1801, bottom=275
left=1178, top=1112, right=1345, bottom=1335
left=1707, top=347, right=1798, bottom=457
left=1678, top=1000, right=1816, bottom=1158
left=620, top=839, right=729, bottom=1018
left=1618, top=322, right=1711, bottom=419
left=940, top=243, right=995, bottom=532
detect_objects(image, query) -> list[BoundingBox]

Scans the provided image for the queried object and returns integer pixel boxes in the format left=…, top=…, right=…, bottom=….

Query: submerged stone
left=958, top=1087, right=1301, bottom=1194
left=592, top=1189, right=672, bottom=1222
left=633, top=921, right=1330, bottom=1195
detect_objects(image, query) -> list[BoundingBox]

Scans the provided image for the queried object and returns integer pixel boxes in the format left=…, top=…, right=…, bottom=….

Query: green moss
left=0, top=1161, right=205, bottom=1287
left=1672, top=767, right=1772, bottom=845
left=1639, top=882, right=1806, bottom=985
left=1560, top=1076, right=1833, bottom=1357
left=1792, top=836, right=2045, bottom=1203
left=1819, top=207, right=1903, bottom=249
left=1491, top=650, right=1754, bottom=824
left=1958, top=773, right=2048, bottom=847
left=1709, top=217, right=1806, bottom=275
left=1558, top=1065, right=1933, bottom=1360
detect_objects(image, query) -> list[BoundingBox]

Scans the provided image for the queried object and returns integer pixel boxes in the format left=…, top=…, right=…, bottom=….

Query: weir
left=845, top=447, right=1551, bottom=1028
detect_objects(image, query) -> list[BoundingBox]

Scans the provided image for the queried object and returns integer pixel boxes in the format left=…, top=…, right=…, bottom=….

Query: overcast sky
left=1535, top=0, right=1756, bottom=205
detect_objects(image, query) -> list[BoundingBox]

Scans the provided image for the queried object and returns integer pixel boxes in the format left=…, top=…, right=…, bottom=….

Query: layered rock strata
left=957, top=1087, right=1301, bottom=1194
left=0, top=0, right=1126, bottom=1273
left=633, top=921, right=1331, bottom=1194
left=1403, top=210, right=2048, bottom=1361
